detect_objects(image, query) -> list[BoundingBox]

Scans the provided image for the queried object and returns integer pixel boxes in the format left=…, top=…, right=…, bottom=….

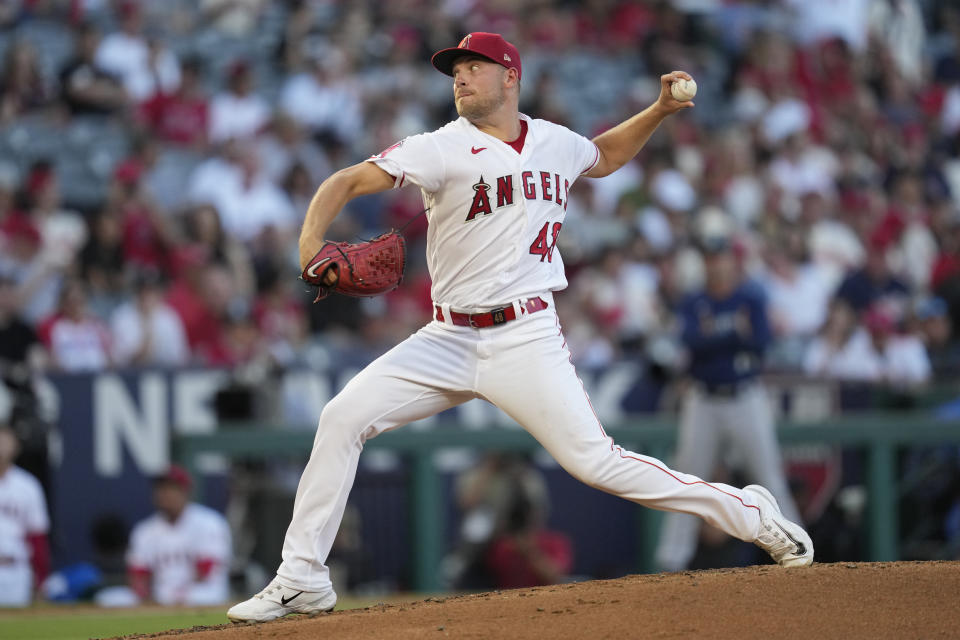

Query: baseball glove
left=301, top=231, right=407, bottom=301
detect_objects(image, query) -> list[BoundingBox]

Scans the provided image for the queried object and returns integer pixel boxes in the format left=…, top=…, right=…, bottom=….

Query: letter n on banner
left=94, top=374, right=168, bottom=477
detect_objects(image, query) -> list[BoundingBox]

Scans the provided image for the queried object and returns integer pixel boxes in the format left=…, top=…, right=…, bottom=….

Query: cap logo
left=503, top=53, right=511, bottom=61
left=459, top=35, right=472, bottom=48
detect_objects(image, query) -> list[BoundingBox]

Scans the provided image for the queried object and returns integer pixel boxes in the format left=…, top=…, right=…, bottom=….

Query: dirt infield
left=126, top=562, right=960, bottom=640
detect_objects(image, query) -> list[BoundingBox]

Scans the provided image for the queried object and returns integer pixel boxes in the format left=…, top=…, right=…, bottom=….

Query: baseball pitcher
left=228, top=32, right=813, bottom=623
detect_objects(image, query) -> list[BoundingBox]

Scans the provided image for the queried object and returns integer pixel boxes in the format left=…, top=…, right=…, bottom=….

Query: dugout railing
left=175, top=415, right=960, bottom=591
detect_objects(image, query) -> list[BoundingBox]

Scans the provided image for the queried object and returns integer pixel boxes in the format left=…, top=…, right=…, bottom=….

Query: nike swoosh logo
left=305, top=258, right=331, bottom=278
left=471, top=147, right=486, bottom=154
left=775, top=522, right=807, bottom=556
left=280, top=591, right=303, bottom=606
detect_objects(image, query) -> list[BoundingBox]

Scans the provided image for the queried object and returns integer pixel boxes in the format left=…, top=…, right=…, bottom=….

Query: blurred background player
left=656, top=213, right=801, bottom=572
left=126, top=465, right=231, bottom=605
left=0, top=423, right=49, bottom=607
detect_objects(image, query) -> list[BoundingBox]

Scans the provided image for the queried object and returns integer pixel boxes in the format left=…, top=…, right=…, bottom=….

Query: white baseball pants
left=0, top=563, right=32, bottom=607
left=655, top=384, right=802, bottom=571
left=277, top=295, right=764, bottom=591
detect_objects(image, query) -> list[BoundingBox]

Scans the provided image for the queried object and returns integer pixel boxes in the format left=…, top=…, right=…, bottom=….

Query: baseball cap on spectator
left=153, top=465, right=192, bottom=492
left=839, top=188, right=870, bottom=213
left=390, top=25, right=420, bottom=50
left=431, top=32, right=522, bottom=80
left=113, top=159, right=143, bottom=186
left=228, top=59, right=251, bottom=80
left=118, top=0, right=141, bottom=20
left=866, top=232, right=893, bottom=254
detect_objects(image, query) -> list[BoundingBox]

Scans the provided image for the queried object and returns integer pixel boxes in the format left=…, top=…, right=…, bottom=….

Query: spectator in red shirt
left=931, top=216, right=960, bottom=293
left=166, top=254, right=235, bottom=366
left=486, top=492, right=573, bottom=590
left=251, top=271, right=307, bottom=366
left=139, top=57, right=209, bottom=148
left=112, top=144, right=173, bottom=273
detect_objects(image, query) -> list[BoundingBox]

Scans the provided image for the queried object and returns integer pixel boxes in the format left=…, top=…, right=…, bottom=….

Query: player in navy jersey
left=656, top=234, right=802, bottom=571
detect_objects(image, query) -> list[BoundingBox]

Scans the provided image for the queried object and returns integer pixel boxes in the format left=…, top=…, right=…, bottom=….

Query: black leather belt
left=698, top=381, right=754, bottom=398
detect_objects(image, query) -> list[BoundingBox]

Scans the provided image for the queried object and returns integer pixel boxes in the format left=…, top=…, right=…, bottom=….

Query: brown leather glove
left=301, top=231, right=406, bottom=301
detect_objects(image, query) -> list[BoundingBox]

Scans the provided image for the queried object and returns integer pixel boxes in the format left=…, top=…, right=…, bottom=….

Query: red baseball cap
left=431, top=32, right=521, bottom=80
left=154, top=464, right=193, bottom=492
left=113, top=158, right=143, bottom=186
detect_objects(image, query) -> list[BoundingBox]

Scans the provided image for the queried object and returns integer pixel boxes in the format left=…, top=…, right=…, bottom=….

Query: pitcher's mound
left=133, top=561, right=960, bottom=640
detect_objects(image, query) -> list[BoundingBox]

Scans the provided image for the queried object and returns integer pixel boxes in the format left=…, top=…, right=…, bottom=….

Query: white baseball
left=671, top=77, right=697, bottom=102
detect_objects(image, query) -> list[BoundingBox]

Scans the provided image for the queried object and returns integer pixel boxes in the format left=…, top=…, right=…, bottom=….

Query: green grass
left=0, top=607, right=227, bottom=640
left=0, top=595, right=425, bottom=640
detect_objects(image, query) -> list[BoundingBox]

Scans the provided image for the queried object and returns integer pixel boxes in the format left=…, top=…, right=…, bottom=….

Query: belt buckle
left=709, top=383, right=737, bottom=398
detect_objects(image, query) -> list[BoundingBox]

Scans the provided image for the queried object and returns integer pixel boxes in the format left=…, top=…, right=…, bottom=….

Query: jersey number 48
left=530, top=221, right=562, bottom=263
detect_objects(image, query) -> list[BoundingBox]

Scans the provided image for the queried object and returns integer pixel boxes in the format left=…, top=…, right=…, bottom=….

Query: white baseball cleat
left=227, top=578, right=337, bottom=623
left=745, top=484, right=814, bottom=568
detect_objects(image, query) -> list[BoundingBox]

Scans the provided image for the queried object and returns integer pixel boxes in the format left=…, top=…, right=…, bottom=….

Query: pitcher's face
left=452, top=57, right=508, bottom=120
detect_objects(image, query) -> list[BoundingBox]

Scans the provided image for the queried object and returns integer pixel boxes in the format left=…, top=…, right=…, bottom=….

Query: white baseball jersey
left=0, top=466, right=49, bottom=563
left=0, top=466, right=48, bottom=607
left=127, top=503, right=231, bottom=605
left=368, top=113, right=599, bottom=309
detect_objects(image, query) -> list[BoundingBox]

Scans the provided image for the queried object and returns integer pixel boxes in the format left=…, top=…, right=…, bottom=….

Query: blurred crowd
left=0, top=0, right=958, bottom=394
